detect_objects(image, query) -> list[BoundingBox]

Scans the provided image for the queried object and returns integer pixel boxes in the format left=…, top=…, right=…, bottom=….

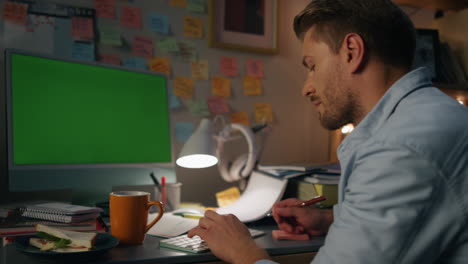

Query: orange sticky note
left=120, top=6, right=142, bottom=29
left=183, top=16, right=203, bottom=39
left=132, top=35, right=153, bottom=58
left=94, top=0, right=115, bottom=18
left=191, top=60, right=209, bottom=80
left=149, top=57, right=171, bottom=75
left=255, top=103, right=273, bottom=123
left=246, top=58, right=264, bottom=78
left=170, top=0, right=187, bottom=8
left=207, top=96, right=230, bottom=114
left=212, top=77, right=231, bottom=97
left=99, top=53, right=121, bottom=65
left=220, top=57, right=238, bottom=77
left=230, top=112, right=250, bottom=126
left=243, top=76, right=262, bottom=96
left=3, top=2, right=28, bottom=25
left=71, top=17, right=94, bottom=41
left=174, top=76, right=194, bottom=99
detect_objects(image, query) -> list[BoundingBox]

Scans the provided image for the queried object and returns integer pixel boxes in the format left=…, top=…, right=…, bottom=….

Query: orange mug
left=109, top=191, right=164, bottom=244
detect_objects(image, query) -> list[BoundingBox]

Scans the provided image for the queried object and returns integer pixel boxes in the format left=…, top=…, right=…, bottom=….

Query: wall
left=432, top=9, right=468, bottom=78
left=0, top=0, right=329, bottom=206
left=0, top=0, right=438, bottom=206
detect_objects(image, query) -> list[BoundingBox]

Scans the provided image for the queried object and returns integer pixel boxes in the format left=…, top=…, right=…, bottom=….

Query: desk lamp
left=176, top=117, right=265, bottom=186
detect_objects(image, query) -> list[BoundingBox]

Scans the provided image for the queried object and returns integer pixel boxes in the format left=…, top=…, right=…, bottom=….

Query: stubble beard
left=318, top=77, right=357, bottom=131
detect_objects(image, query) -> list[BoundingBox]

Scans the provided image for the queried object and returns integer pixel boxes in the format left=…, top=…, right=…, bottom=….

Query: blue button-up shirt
left=258, top=67, right=468, bottom=264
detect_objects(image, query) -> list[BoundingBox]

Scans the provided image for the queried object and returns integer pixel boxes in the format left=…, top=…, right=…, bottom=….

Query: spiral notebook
left=20, top=202, right=102, bottom=223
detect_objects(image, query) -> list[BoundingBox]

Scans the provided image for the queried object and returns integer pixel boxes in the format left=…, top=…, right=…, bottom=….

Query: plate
left=14, top=232, right=119, bottom=258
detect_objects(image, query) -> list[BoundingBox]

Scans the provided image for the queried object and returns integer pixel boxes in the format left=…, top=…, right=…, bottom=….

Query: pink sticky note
left=2, top=2, right=28, bottom=25
left=94, top=0, right=116, bottom=19
left=120, top=6, right=142, bottom=29
left=71, top=17, right=94, bottom=41
left=272, top=230, right=309, bottom=241
left=220, top=57, right=238, bottom=77
left=99, top=53, right=121, bottom=65
left=132, top=35, right=153, bottom=58
left=207, top=97, right=230, bottom=114
left=246, top=58, right=264, bottom=78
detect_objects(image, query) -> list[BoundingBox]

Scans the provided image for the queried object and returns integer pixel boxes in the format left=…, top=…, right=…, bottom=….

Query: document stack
left=264, top=163, right=341, bottom=207
left=0, top=202, right=105, bottom=237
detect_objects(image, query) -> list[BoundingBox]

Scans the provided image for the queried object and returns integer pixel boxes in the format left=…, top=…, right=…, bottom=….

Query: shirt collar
left=338, top=67, right=433, bottom=157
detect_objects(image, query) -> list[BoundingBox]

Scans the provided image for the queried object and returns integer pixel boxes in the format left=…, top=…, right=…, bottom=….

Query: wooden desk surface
left=0, top=225, right=324, bottom=264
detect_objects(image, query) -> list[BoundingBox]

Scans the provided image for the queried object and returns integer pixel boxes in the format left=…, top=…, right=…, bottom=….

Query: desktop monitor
left=2, top=49, right=172, bottom=194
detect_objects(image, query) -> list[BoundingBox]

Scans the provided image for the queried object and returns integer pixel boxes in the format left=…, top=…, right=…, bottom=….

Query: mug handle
left=145, top=201, right=164, bottom=233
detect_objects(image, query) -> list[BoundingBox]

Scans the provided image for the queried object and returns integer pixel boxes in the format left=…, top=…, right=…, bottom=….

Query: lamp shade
left=176, top=119, right=218, bottom=168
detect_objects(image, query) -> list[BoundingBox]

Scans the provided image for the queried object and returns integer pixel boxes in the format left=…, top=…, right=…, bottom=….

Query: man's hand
left=272, top=198, right=333, bottom=236
left=188, top=210, right=270, bottom=264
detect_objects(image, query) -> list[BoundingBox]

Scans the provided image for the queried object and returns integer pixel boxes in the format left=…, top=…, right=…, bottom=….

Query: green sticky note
left=187, top=100, right=210, bottom=117
left=157, top=37, right=180, bottom=52
left=174, top=41, right=197, bottom=62
left=187, top=0, right=205, bottom=13
left=100, top=27, right=122, bottom=46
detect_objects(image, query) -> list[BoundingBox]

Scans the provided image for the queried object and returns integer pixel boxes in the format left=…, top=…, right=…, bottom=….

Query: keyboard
left=159, top=228, right=265, bottom=253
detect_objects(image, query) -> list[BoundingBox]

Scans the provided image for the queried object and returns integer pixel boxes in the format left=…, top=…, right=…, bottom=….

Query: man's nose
left=302, top=76, right=315, bottom=97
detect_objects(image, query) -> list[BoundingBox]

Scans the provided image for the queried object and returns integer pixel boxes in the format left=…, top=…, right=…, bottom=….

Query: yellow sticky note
left=184, top=16, right=203, bottom=39
left=191, top=60, right=209, bottom=80
left=255, top=103, right=273, bottom=123
left=230, top=112, right=250, bottom=126
left=243, top=76, right=262, bottom=96
left=174, top=76, right=194, bottom=99
left=211, top=77, right=231, bottom=97
left=149, top=57, right=170, bottom=75
left=216, top=187, right=241, bottom=207
left=170, top=0, right=187, bottom=8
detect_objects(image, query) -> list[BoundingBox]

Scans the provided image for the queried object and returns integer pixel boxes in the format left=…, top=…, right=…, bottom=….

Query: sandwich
left=29, top=224, right=97, bottom=252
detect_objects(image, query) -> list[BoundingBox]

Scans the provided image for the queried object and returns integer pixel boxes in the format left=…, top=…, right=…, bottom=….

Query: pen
left=293, top=196, right=326, bottom=207
left=150, top=172, right=161, bottom=192
left=161, top=176, right=167, bottom=209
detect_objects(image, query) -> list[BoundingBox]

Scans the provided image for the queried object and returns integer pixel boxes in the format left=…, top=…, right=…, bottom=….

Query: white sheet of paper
left=216, top=171, right=288, bottom=223
left=146, top=213, right=198, bottom=238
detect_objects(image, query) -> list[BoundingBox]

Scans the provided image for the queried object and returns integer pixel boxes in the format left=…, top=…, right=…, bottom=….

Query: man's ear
left=341, top=33, right=366, bottom=73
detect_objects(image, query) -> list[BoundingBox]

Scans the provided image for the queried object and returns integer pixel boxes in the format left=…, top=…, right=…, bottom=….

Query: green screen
left=10, top=53, right=171, bottom=165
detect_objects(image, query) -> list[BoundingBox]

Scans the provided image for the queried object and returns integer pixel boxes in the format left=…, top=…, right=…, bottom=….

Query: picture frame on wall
left=208, top=0, right=279, bottom=54
left=413, top=29, right=441, bottom=82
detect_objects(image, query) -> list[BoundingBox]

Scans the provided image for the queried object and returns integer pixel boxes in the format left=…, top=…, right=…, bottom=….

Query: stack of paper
left=257, top=162, right=341, bottom=179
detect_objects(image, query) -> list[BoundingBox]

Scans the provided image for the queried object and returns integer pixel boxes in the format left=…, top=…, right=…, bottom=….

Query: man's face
left=301, top=28, right=355, bottom=130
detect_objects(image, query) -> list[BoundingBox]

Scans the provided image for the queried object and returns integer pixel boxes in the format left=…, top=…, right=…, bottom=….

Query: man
left=188, top=0, right=468, bottom=263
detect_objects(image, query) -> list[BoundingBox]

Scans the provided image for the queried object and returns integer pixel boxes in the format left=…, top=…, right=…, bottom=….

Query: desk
left=0, top=225, right=324, bottom=264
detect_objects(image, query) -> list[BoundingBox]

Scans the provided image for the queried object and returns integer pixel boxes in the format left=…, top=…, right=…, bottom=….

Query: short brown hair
left=294, top=0, right=416, bottom=70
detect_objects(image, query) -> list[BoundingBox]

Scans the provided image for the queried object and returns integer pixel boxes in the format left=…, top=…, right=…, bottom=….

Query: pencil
left=293, top=196, right=326, bottom=207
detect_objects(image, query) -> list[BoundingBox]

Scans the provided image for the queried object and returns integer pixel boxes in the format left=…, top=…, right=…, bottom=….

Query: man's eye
left=308, top=65, right=315, bottom=72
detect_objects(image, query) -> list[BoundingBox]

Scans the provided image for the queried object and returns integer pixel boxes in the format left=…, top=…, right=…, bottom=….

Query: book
left=258, top=162, right=341, bottom=173
left=18, top=202, right=102, bottom=224
left=21, top=202, right=102, bottom=216
left=20, top=211, right=101, bottom=223
left=292, top=179, right=338, bottom=207
left=258, top=163, right=325, bottom=172
left=303, top=173, right=340, bottom=185
left=0, top=209, right=104, bottom=236
left=257, top=169, right=313, bottom=179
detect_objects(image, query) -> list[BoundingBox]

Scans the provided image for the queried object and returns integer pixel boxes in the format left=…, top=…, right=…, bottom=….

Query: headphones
left=216, top=123, right=258, bottom=183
